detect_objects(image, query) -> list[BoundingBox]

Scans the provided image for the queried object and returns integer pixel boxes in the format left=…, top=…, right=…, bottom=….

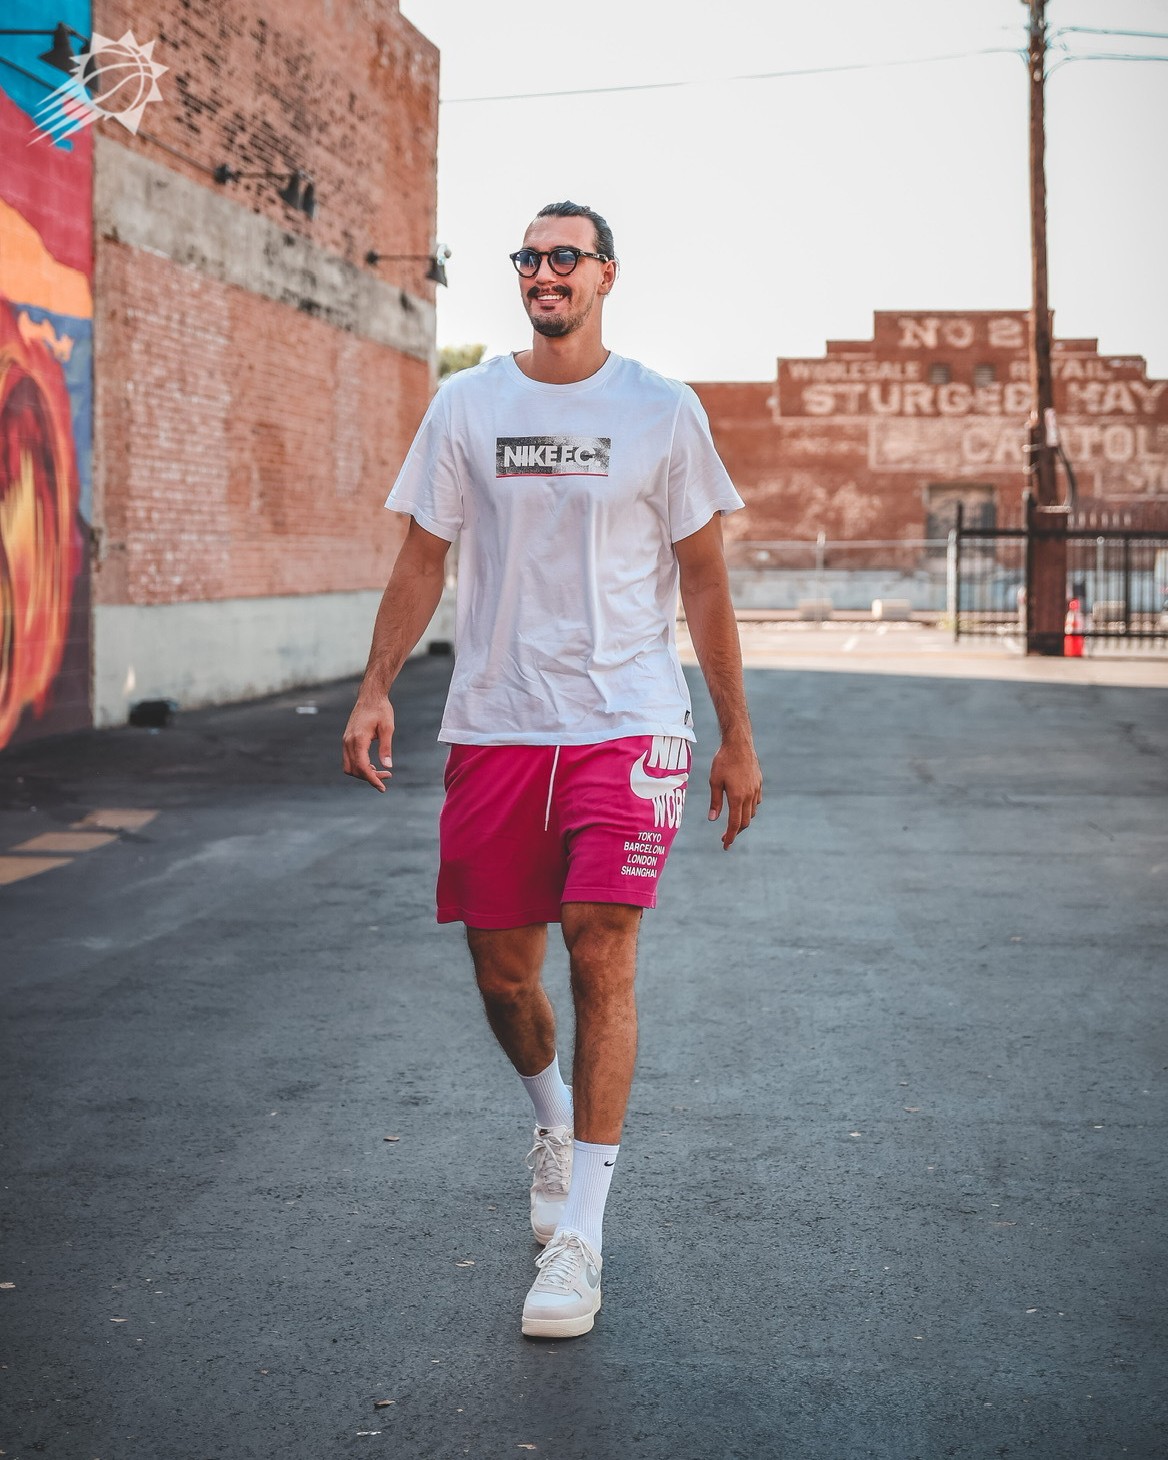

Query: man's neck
left=514, top=333, right=611, bottom=385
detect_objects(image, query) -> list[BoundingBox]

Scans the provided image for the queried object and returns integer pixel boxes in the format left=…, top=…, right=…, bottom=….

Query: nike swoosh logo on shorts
left=629, top=737, right=689, bottom=800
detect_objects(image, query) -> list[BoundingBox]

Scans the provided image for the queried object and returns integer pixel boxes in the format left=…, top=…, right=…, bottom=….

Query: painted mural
left=0, top=6, right=94, bottom=748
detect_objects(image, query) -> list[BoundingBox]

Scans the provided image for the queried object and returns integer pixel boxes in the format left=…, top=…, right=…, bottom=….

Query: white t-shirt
left=384, top=350, right=744, bottom=746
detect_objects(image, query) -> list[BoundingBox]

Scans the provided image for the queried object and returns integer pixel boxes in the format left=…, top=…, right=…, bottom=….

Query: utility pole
left=1024, top=0, right=1067, bottom=654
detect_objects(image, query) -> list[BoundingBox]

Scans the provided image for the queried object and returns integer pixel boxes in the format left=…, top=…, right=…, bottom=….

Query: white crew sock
left=519, top=1053, right=573, bottom=1131
left=555, top=1139, right=619, bottom=1252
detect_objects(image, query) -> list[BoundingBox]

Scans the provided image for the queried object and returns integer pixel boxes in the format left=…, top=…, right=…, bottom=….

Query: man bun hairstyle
left=535, top=200, right=616, bottom=263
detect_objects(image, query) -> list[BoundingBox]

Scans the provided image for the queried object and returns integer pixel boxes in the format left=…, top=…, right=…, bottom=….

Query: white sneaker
left=522, top=1228, right=602, bottom=1338
left=525, top=1124, right=573, bottom=1244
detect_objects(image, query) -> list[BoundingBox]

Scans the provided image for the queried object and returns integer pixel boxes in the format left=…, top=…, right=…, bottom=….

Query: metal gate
left=949, top=501, right=1168, bottom=647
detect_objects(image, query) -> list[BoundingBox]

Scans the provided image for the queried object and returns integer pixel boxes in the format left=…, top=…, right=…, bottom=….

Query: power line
left=1052, top=26, right=1168, bottom=42
left=439, top=45, right=1023, bottom=105
left=1048, top=51, right=1168, bottom=74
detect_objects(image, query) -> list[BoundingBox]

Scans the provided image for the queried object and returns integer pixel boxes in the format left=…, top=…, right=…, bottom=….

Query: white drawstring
left=543, top=746, right=561, bottom=831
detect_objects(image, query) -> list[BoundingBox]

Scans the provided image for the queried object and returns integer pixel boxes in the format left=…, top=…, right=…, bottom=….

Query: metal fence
left=724, top=520, right=1168, bottom=644
left=950, top=510, right=1168, bottom=645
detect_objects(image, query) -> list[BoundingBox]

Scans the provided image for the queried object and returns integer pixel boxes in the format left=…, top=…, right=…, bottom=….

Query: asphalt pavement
left=1, top=652, right=1166, bottom=1459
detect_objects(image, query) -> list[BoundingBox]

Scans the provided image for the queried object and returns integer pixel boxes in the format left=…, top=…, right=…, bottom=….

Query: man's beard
left=527, top=287, right=591, bottom=338
left=531, top=315, right=575, bottom=338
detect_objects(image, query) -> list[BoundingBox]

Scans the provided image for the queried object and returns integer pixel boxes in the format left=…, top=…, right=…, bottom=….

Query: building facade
left=1, top=0, right=442, bottom=749
left=691, top=310, right=1168, bottom=547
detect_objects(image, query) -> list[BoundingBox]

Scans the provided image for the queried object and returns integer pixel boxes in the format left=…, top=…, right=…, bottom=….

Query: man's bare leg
left=468, top=906, right=640, bottom=1247
left=560, top=902, right=642, bottom=1144
left=502, top=902, right=640, bottom=1336
left=467, top=921, right=575, bottom=1243
left=466, top=923, right=555, bottom=1077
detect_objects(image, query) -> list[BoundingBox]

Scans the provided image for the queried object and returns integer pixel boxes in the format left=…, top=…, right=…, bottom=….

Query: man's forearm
left=680, top=577, right=753, bottom=743
left=359, top=557, right=446, bottom=700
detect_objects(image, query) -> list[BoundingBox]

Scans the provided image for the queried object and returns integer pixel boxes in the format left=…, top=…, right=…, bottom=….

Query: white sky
left=399, top=0, right=1168, bottom=382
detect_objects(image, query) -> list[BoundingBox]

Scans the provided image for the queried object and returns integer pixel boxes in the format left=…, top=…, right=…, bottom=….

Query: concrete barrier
left=797, top=598, right=833, bottom=620
left=871, top=598, right=913, bottom=620
left=728, top=569, right=947, bottom=612
left=93, top=587, right=455, bottom=726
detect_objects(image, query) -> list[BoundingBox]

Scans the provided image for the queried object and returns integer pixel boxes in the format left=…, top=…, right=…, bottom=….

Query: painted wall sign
left=690, top=311, right=1168, bottom=543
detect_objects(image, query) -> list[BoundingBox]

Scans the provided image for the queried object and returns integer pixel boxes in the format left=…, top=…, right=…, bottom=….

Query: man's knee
left=563, top=903, right=641, bottom=996
left=475, top=964, right=539, bottom=1006
left=467, top=924, right=545, bottom=1004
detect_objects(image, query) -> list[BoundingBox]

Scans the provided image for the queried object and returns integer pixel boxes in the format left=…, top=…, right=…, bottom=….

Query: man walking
left=343, top=201, right=761, bottom=1338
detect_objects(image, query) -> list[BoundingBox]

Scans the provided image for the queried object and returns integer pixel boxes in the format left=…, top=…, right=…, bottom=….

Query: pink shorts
left=437, top=734, right=692, bottom=928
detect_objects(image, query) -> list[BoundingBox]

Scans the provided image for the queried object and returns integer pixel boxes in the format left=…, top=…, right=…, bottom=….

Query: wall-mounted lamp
left=214, top=164, right=316, bottom=219
left=365, top=244, right=451, bottom=287
left=0, top=22, right=92, bottom=82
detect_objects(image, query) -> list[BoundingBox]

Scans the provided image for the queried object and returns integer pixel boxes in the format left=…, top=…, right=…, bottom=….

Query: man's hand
left=341, top=519, right=451, bottom=792
left=342, top=696, right=396, bottom=792
left=676, top=518, right=761, bottom=849
left=707, top=737, right=762, bottom=849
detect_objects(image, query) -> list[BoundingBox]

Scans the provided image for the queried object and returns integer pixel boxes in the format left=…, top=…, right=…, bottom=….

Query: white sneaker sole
left=521, top=1290, right=601, bottom=1339
left=531, top=1214, right=557, bottom=1245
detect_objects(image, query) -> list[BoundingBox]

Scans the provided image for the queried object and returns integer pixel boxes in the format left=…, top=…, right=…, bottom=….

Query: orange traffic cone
left=1064, top=598, right=1084, bottom=657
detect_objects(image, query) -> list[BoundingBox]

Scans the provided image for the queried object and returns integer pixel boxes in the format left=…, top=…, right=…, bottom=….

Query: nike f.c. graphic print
left=496, top=436, right=611, bottom=477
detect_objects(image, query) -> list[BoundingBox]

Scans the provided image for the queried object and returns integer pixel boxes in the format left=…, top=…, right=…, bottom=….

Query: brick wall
left=91, top=0, right=439, bottom=609
left=692, top=311, right=1168, bottom=544
left=94, top=244, right=430, bottom=604
left=93, top=0, right=437, bottom=277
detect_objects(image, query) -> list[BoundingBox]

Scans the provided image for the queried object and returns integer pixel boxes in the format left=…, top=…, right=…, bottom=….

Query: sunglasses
left=509, top=246, right=611, bottom=278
